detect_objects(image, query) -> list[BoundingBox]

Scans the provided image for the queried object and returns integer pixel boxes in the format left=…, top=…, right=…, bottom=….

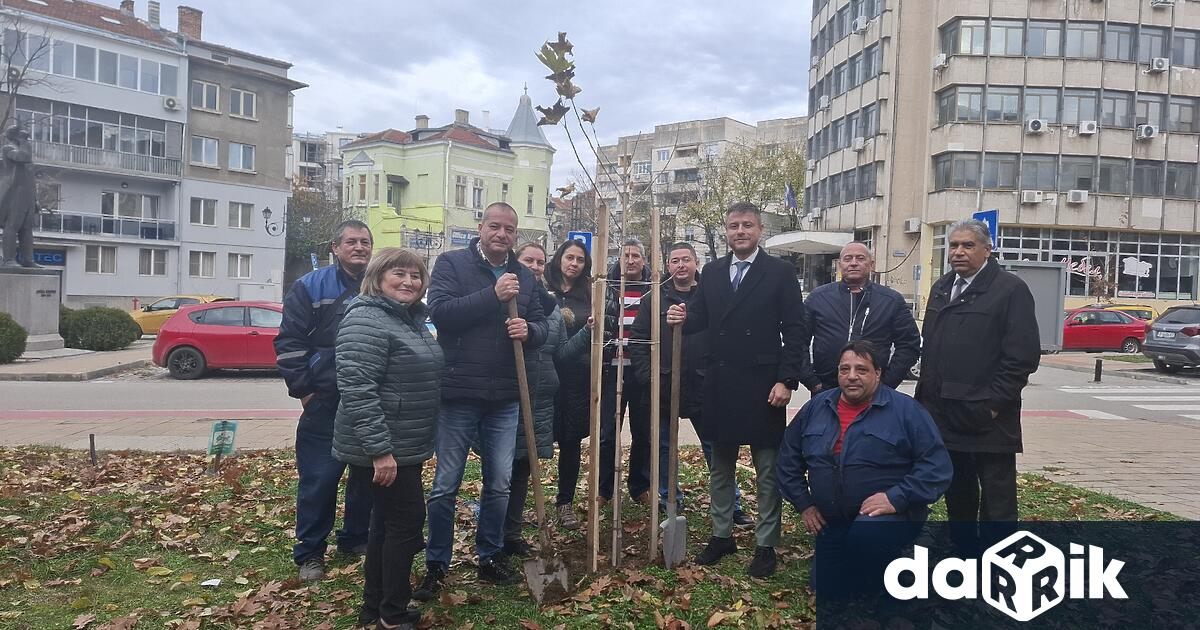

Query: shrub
left=59, top=305, right=79, bottom=347
left=65, top=307, right=140, bottom=351
left=0, top=312, right=27, bottom=364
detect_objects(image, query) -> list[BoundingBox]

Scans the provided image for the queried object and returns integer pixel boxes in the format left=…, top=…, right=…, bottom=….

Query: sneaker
left=747, top=546, right=777, bottom=578
left=694, top=536, right=737, bottom=566
left=298, top=557, right=325, bottom=582
left=478, top=554, right=521, bottom=585
left=412, top=563, right=446, bottom=601
left=557, top=504, right=581, bottom=531
left=732, top=509, right=754, bottom=527
left=502, top=538, right=534, bottom=558
left=338, top=543, right=369, bottom=557
left=375, top=610, right=421, bottom=629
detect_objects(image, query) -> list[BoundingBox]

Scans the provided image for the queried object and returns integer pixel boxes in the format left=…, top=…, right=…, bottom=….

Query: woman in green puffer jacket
left=333, top=247, right=442, bottom=630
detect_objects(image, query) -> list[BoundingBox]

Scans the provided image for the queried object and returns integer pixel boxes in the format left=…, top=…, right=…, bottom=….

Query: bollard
left=1094, top=358, right=1103, bottom=383
left=89, top=433, right=97, bottom=466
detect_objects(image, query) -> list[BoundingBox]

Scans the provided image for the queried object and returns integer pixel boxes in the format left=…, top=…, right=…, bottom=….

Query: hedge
left=60, top=306, right=140, bottom=351
left=0, top=312, right=27, bottom=364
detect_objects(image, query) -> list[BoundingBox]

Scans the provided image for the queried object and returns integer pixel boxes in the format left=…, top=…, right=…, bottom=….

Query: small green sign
left=207, top=420, right=238, bottom=456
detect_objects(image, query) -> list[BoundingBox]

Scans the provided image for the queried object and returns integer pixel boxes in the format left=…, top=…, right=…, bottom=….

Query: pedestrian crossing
left=1056, top=386, right=1200, bottom=422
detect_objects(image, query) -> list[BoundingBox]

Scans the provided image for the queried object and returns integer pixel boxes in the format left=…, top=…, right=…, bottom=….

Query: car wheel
left=167, top=347, right=207, bottom=380
left=1121, top=338, right=1141, bottom=354
left=907, top=358, right=921, bottom=380
left=1153, top=360, right=1183, bottom=374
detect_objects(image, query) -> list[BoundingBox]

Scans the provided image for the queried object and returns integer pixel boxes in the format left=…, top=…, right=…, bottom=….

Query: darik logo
left=883, top=531, right=1128, bottom=622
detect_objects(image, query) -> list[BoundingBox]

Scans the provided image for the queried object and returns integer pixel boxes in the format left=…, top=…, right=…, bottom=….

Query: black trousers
left=505, top=457, right=531, bottom=543
left=355, top=463, right=425, bottom=625
left=945, top=451, right=1018, bottom=555
left=598, top=368, right=650, bottom=500
left=556, top=437, right=582, bottom=506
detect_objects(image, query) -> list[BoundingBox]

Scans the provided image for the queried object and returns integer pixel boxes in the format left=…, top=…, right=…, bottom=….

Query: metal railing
left=32, top=141, right=182, bottom=178
left=33, top=211, right=177, bottom=241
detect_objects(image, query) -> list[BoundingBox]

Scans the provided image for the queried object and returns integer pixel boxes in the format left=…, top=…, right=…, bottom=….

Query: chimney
left=119, top=0, right=134, bottom=14
left=147, top=1, right=160, bottom=27
left=415, top=115, right=429, bottom=130
left=481, top=110, right=491, bottom=130
left=454, top=109, right=469, bottom=125
left=177, top=6, right=203, bottom=40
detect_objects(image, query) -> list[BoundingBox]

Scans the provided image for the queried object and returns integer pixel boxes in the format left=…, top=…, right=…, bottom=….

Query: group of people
left=274, top=199, right=1041, bottom=627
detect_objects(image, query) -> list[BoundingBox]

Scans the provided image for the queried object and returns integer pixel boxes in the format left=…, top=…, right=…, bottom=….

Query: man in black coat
left=667, top=202, right=810, bottom=578
left=915, top=219, right=1040, bottom=552
left=801, top=241, right=921, bottom=393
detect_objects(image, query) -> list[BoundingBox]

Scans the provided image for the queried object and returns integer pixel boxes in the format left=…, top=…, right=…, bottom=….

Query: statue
left=0, top=125, right=38, bottom=268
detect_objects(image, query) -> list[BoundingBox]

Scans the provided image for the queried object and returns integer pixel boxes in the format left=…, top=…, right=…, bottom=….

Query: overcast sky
left=155, top=1, right=811, bottom=183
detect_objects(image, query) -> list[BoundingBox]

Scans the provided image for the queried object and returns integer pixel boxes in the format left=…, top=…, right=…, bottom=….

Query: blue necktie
left=732, top=261, right=750, bottom=292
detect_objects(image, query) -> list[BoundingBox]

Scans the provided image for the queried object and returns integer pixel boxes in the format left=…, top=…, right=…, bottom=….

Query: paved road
left=1, top=364, right=1197, bottom=518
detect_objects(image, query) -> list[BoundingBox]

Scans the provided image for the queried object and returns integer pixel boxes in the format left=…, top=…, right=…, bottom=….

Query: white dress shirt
left=729, top=247, right=760, bottom=283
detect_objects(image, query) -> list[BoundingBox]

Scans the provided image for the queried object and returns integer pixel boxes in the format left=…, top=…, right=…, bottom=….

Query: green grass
left=1104, top=354, right=1154, bottom=363
left=0, top=447, right=1178, bottom=629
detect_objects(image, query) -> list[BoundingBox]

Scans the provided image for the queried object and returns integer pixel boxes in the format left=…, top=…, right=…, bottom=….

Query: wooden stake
left=648, top=195, right=662, bottom=560
left=586, top=203, right=609, bottom=574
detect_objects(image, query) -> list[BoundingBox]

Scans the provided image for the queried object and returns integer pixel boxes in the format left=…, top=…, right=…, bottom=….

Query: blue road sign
left=567, top=231, right=593, bottom=253
left=972, top=209, right=999, bottom=250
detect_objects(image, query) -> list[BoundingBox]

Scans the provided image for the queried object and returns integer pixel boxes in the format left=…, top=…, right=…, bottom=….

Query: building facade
left=806, top=0, right=1200, bottom=310
left=290, top=129, right=359, bottom=201
left=340, top=95, right=554, bottom=266
left=1, top=0, right=301, bottom=308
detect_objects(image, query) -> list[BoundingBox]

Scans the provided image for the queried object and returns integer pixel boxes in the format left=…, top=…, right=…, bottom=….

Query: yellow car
left=1091, top=303, right=1160, bottom=322
left=131, top=295, right=234, bottom=335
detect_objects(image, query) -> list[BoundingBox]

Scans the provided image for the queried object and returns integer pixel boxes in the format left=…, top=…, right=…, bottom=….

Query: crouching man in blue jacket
left=779, top=340, right=951, bottom=598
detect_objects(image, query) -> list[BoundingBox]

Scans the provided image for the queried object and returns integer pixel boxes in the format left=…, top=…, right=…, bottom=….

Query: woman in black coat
left=545, top=239, right=593, bottom=530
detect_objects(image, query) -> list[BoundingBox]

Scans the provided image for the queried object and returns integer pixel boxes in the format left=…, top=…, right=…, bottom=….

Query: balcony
left=32, top=141, right=182, bottom=180
left=33, top=211, right=177, bottom=241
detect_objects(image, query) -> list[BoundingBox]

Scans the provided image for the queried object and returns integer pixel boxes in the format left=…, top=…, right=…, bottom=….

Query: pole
left=1094, top=358, right=1103, bottom=383
left=586, top=202, right=609, bottom=573
left=647, top=192, right=662, bottom=560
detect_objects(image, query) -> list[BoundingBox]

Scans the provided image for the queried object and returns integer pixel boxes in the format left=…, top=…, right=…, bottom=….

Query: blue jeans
left=425, top=398, right=519, bottom=564
left=293, top=394, right=373, bottom=564
left=813, top=512, right=925, bottom=597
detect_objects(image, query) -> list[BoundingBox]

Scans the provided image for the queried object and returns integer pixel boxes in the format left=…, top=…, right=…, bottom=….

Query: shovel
left=660, top=329, right=687, bottom=568
left=507, top=299, right=569, bottom=604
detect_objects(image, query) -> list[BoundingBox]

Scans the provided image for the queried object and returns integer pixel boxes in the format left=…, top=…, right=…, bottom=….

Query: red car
left=153, top=301, right=284, bottom=379
left=1062, top=307, right=1147, bottom=353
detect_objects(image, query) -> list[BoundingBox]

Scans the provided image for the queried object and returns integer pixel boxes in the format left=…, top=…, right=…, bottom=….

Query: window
left=1172, top=30, right=1200, bottom=68
left=938, top=86, right=983, bottom=124
left=501, top=182, right=509, bottom=202
left=527, top=185, right=535, bottom=214
left=862, top=103, right=880, bottom=136
left=1166, top=162, right=1197, bottom=199
left=228, top=142, right=255, bottom=171
left=1020, top=154, right=1057, bottom=190
left=249, top=307, right=282, bottom=328
left=982, top=153, right=1018, bottom=189
left=989, top=20, right=1024, bottom=56
left=1138, top=26, right=1169, bottom=64
left=190, top=80, right=219, bottom=111
left=230, top=88, right=256, bottom=119
left=1133, top=160, right=1163, bottom=197
left=139, top=248, right=166, bottom=276
left=1065, top=22, right=1101, bottom=58
left=1169, top=97, right=1199, bottom=133
left=1062, top=89, right=1099, bottom=125
left=1101, top=91, right=1134, bottom=128
left=190, top=198, right=216, bottom=225
left=472, top=178, right=484, bottom=209
left=85, top=245, right=116, bottom=274
left=159, top=64, right=177, bottom=96
left=862, top=43, right=880, bottom=79
left=203, top=307, right=245, bottom=326
left=228, top=253, right=252, bottom=279
left=118, top=54, right=138, bottom=89
left=656, top=149, right=670, bottom=161
left=944, top=19, right=986, bottom=55
left=454, top=175, right=467, bottom=206
left=74, top=45, right=95, bottom=81
left=1024, top=88, right=1060, bottom=123
left=139, top=59, right=158, bottom=94
left=634, top=161, right=651, bottom=175
left=933, top=153, right=979, bottom=189
left=858, top=162, right=877, bottom=198
left=1059, top=155, right=1095, bottom=191
left=986, top=86, right=1021, bottom=122
left=37, top=182, right=60, bottom=211
left=229, top=202, right=253, bottom=229
left=51, top=40, right=73, bottom=76
left=1027, top=21, right=1062, bottom=57
left=98, top=50, right=118, bottom=85
left=189, top=251, right=216, bottom=278
left=842, top=168, right=857, bottom=203
left=1103, top=24, right=1135, bottom=62
left=1097, top=157, right=1130, bottom=194
left=1136, top=93, right=1166, bottom=127
left=102, top=191, right=159, bottom=219
left=371, top=174, right=379, bottom=204
left=190, top=135, right=218, bottom=166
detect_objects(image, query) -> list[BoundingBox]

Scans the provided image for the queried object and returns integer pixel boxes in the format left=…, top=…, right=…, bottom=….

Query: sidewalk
left=1039, top=351, right=1198, bottom=385
left=0, top=341, right=152, bottom=381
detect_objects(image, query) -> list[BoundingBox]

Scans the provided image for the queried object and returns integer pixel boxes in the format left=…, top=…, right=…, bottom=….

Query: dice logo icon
left=982, top=531, right=1065, bottom=621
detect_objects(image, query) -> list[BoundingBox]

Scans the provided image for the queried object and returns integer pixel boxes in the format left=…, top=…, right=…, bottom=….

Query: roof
left=4, top=0, right=177, bottom=47
left=342, top=123, right=510, bottom=153
left=506, top=93, right=552, bottom=149
left=340, top=129, right=411, bottom=150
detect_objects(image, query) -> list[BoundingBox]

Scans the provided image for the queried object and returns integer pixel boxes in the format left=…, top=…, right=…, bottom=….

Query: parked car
left=1086, top=303, right=1161, bottom=322
left=153, top=301, right=283, bottom=379
left=1142, top=305, right=1200, bottom=373
left=131, top=295, right=233, bottom=335
left=1062, top=307, right=1146, bottom=353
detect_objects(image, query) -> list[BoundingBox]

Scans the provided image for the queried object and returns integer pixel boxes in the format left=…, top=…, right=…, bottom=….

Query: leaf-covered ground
left=0, top=446, right=1178, bottom=629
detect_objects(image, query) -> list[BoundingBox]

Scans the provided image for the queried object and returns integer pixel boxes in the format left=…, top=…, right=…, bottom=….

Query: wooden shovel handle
left=508, top=299, right=550, bottom=548
left=667, top=325, right=683, bottom=512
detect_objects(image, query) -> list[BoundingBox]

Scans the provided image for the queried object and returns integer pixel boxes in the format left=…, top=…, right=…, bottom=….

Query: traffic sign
left=567, top=230, right=593, bottom=252
left=972, top=209, right=999, bottom=250
left=207, top=420, right=238, bottom=456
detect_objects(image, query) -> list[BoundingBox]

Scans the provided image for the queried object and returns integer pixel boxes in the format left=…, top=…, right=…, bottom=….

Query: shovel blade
left=523, top=554, right=569, bottom=605
left=660, top=516, right=688, bottom=568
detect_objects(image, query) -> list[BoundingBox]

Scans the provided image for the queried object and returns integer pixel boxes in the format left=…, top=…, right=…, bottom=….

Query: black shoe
left=478, top=554, right=521, bottom=585
left=747, top=546, right=777, bottom=578
left=298, top=556, right=325, bottom=582
left=412, top=563, right=446, bottom=601
left=502, top=538, right=534, bottom=558
left=694, top=536, right=737, bottom=566
left=375, top=610, right=420, bottom=629
left=338, top=543, right=369, bottom=557
left=732, top=509, right=754, bottom=527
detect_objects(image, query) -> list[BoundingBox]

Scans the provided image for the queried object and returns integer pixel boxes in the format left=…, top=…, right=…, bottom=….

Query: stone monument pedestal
left=0, top=267, right=64, bottom=351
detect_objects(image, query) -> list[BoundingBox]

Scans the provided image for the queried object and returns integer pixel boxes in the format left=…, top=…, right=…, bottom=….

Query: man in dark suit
left=915, top=219, right=1040, bottom=552
left=667, top=202, right=809, bottom=578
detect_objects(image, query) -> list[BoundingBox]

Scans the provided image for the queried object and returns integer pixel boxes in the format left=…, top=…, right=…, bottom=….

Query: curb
left=0, top=359, right=153, bottom=382
left=1041, top=360, right=1194, bottom=386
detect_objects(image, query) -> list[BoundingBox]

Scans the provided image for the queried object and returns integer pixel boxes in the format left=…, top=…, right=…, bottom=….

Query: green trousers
left=709, top=443, right=781, bottom=547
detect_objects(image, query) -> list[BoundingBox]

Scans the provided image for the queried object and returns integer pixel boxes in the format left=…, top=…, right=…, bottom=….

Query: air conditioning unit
left=1150, top=57, right=1170, bottom=72
left=811, top=207, right=823, bottom=218
left=1067, top=189, right=1089, bottom=204
left=1151, top=0, right=1176, bottom=7
left=903, top=218, right=921, bottom=233
left=932, top=53, right=949, bottom=70
left=853, top=15, right=870, bottom=33
left=852, top=137, right=866, bottom=151
left=1021, top=190, right=1044, bottom=204
left=474, top=209, right=485, bottom=220
left=818, top=95, right=830, bottom=110
left=1025, top=118, right=1047, bottom=134
left=1078, top=120, right=1098, bottom=135
left=1136, top=124, right=1159, bottom=140
left=162, top=96, right=179, bottom=111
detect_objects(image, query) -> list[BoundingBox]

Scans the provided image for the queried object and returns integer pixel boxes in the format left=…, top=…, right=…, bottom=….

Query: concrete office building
left=805, top=0, right=1200, bottom=310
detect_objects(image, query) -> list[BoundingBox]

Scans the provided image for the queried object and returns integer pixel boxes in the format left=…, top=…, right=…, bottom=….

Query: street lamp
left=262, top=206, right=284, bottom=236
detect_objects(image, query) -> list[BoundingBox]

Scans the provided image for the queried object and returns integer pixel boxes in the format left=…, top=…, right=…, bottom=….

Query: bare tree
left=285, top=179, right=345, bottom=273
left=0, top=15, right=56, bottom=130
